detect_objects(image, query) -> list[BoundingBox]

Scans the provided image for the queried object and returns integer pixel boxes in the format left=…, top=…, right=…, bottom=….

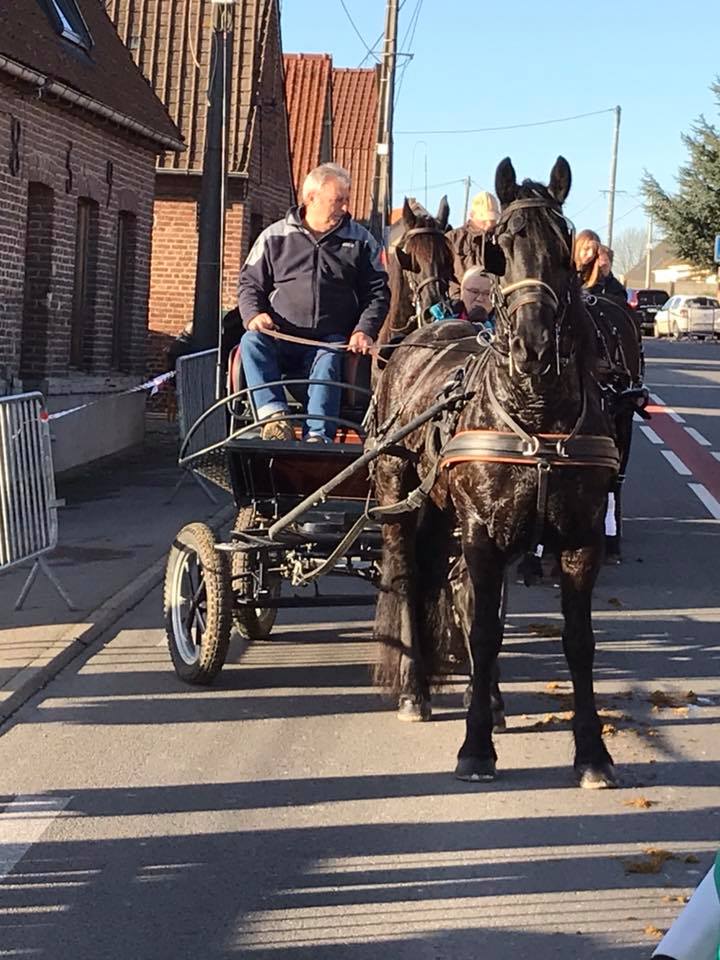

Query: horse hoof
left=454, top=756, right=497, bottom=782
left=396, top=696, right=431, bottom=722
left=576, top=763, right=618, bottom=790
left=492, top=710, right=507, bottom=733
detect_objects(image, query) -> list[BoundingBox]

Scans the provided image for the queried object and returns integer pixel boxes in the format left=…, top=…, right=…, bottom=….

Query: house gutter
left=0, top=54, right=185, bottom=153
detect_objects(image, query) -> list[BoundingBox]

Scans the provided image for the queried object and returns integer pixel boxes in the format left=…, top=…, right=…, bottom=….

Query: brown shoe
left=261, top=417, right=294, bottom=441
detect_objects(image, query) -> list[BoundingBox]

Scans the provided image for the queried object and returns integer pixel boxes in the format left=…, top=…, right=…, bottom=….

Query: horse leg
left=457, top=563, right=506, bottom=731
left=559, top=544, right=617, bottom=789
left=455, top=527, right=505, bottom=781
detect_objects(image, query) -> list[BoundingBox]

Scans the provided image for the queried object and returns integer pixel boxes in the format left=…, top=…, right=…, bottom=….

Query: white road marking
left=0, top=795, right=71, bottom=880
left=639, top=425, right=663, bottom=445
left=633, top=412, right=643, bottom=423
left=688, top=484, right=720, bottom=520
left=684, top=426, right=712, bottom=446
left=649, top=392, right=686, bottom=423
left=711, top=452, right=720, bottom=463
left=661, top=450, right=692, bottom=476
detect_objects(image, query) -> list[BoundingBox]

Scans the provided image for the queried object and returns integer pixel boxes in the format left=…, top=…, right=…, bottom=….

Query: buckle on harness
left=522, top=436, right=540, bottom=457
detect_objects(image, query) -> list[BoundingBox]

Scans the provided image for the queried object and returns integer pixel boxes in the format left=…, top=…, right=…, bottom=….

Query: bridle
left=490, top=196, right=576, bottom=377
left=395, top=225, right=454, bottom=330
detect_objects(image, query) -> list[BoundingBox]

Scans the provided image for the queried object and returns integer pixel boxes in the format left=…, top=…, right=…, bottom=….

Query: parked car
left=626, top=288, right=670, bottom=335
left=653, top=295, right=720, bottom=339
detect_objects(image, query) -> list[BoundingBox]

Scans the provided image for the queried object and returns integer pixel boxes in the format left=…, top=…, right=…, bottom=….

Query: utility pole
left=644, top=212, right=653, bottom=288
left=606, top=105, right=622, bottom=250
left=192, top=0, right=234, bottom=379
left=369, top=0, right=399, bottom=242
left=462, top=176, right=471, bottom=223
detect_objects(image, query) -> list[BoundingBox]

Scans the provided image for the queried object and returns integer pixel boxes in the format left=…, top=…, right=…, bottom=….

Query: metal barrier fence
left=0, top=392, right=74, bottom=610
left=168, top=349, right=227, bottom=503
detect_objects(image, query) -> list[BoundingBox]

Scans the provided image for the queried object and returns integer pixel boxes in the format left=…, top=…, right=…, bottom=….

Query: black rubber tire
left=232, top=506, right=280, bottom=640
left=164, top=522, right=232, bottom=685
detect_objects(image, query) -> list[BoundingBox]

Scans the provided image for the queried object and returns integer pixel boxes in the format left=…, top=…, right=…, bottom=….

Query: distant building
left=624, top=240, right=718, bottom=297
left=108, top=0, right=295, bottom=367
left=0, top=0, right=183, bottom=470
left=283, top=54, right=378, bottom=225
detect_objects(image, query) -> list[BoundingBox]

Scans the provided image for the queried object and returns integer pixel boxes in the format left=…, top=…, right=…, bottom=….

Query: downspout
left=0, top=53, right=185, bottom=153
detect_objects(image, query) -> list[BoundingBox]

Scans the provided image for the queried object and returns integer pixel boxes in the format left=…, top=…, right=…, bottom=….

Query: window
left=70, top=198, right=98, bottom=370
left=112, top=213, right=137, bottom=372
left=41, top=0, right=93, bottom=50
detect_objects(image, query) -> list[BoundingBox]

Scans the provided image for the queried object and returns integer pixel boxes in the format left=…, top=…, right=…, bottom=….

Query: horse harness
left=372, top=196, right=621, bottom=558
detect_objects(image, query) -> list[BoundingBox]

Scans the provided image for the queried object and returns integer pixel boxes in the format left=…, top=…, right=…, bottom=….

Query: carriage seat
left=226, top=338, right=370, bottom=427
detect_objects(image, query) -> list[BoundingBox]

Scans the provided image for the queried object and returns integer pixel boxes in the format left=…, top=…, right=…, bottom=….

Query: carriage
left=164, top=158, right=649, bottom=789
left=163, top=342, right=469, bottom=685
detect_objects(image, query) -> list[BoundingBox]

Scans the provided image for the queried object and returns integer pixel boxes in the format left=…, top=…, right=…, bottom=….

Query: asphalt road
left=1, top=337, right=719, bottom=960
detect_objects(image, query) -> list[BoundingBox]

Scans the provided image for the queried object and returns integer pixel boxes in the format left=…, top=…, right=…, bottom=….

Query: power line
left=394, top=0, right=423, bottom=107
left=358, top=0, right=409, bottom=67
left=396, top=106, right=617, bottom=136
left=339, top=0, right=380, bottom=63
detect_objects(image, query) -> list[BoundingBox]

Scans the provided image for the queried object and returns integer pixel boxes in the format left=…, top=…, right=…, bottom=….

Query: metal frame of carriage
left=163, top=351, right=471, bottom=685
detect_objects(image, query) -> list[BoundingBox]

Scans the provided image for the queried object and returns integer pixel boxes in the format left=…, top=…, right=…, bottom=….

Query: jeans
left=241, top=331, right=345, bottom=439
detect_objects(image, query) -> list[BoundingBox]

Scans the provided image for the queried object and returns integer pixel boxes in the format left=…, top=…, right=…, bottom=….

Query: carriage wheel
left=164, top=522, right=232, bottom=684
left=232, top=506, right=280, bottom=640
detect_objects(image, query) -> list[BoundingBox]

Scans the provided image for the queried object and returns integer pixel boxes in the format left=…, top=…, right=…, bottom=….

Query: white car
left=654, top=295, right=720, bottom=339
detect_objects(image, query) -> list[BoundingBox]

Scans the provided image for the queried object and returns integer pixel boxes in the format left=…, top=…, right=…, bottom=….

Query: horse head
left=386, top=196, right=454, bottom=335
left=492, top=157, right=575, bottom=378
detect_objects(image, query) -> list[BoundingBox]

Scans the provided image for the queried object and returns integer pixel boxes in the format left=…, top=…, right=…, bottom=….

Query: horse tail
left=372, top=501, right=466, bottom=695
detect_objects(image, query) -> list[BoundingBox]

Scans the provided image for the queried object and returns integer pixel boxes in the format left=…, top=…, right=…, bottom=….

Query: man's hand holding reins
left=348, top=331, right=374, bottom=355
left=246, top=312, right=277, bottom=333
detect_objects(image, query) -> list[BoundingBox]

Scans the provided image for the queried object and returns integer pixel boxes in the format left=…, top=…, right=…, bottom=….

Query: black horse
left=371, top=157, right=620, bottom=789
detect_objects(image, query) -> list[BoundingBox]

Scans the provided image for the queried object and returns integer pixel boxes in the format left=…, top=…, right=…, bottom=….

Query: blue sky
left=280, top=0, right=719, bottom=243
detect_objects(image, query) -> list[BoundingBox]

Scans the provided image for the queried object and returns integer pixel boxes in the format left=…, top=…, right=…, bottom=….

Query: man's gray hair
left=301, top=163, right=351, bottom=202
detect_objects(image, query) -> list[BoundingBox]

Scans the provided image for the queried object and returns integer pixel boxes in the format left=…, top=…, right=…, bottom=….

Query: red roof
left=332, top=67, right=378, bottom=222
left=283, top=53, right=333, bottom=198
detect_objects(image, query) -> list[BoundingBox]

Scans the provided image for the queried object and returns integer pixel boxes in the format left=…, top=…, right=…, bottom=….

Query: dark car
left=627, top=288, right=670, bottom=335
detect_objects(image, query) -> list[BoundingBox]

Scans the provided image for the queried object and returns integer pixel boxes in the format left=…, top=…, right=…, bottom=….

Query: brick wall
left=0, top=76, right=158, bottom=393
left=147, top=0, right=294, bottom=366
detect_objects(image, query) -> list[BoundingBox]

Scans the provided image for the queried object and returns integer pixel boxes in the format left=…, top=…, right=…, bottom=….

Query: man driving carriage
left=237, top=163, right=389, bottom=443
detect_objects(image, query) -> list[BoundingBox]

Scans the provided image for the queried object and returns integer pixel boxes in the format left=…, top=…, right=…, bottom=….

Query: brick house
left=624, top=240, right=718, bottom=298
left=283, top=54, right=378, bottom=225
left=108, top=0, right=295, bottom=366
left=0, top=0, right=183, bottom=470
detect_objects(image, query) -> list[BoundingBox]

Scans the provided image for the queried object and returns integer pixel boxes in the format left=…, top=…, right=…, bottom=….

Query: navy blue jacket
left=237, top=207, right=389, bottom=340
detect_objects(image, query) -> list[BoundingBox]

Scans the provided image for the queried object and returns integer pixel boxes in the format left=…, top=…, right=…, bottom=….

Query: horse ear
left=402, top=197, right=417, bottom=229
left=548, top=156, right=572, bottom=204
left=495, top=157, right=517, bottom=206
left=436, top=194, right=450, bottom=230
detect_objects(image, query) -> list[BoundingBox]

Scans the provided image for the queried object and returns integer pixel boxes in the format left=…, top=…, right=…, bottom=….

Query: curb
left=0, top=503, right=235, bottom=726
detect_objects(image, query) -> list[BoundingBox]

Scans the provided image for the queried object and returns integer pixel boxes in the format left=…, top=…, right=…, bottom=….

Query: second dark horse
left=371, top=157, right=621, bottom=789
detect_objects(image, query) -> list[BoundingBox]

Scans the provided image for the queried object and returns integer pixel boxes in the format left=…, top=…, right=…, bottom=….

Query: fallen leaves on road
left=648, top=690, right=698, bottom=709
left=662, top=894, right=689, bottom=904
left=683, top=854, right=700, bottom=863
left=602, top=723, right=618, bottom=736
left=531, top=711, right=573, bottom=729
left=608, top=597, right=624, bottom=608
left=623, top=849, right=676, bottom=874
left=624, top=797, right=655, bottom=809
left=644, top=925, right=666, bottom=940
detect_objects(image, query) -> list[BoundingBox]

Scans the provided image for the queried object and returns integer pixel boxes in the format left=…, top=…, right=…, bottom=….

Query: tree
left=642, top=77, right=720, bottom=273
left=613, top=226, right=647, bottom=278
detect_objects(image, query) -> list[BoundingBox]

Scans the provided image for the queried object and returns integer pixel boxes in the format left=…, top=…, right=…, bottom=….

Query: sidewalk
left=0, top=413, right=233, bottom=722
